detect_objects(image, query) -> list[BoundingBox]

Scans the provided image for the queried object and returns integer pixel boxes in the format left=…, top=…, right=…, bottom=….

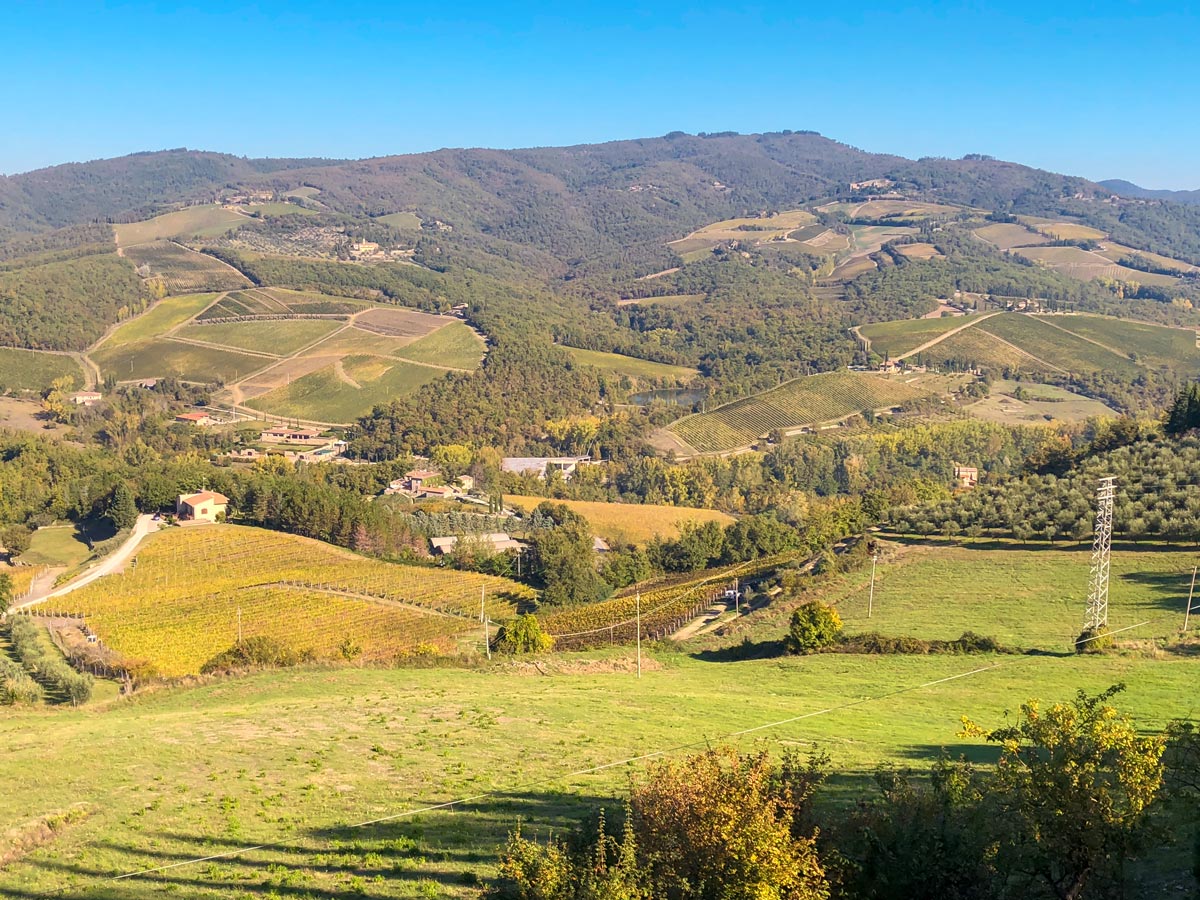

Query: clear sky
left=3, top=0, right=1196, bottom=188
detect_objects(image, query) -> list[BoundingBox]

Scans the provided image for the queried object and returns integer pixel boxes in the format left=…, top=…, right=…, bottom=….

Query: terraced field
left=121, top=242, right=250, bottom=293
left=55, top=525, right=534, bottom=676
left=667, top=371, right=943, bottom=453
left=0, top=348, right=85, bottom=392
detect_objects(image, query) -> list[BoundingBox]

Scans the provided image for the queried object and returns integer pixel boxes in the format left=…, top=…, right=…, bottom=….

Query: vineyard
left=197, top=287, right=368, bottom=320
left=52, top=525, right=535, bottom=676
left=667, top=371, right=943, bottom=453
left=976, top=314, right=1138, bottom=375
left=541, top=551, right=803, bottom=648
left=121, top=242, right=250, bottom=293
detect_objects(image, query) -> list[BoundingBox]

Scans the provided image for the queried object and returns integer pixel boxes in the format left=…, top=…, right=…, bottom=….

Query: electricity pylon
left=1084, top=477, right=1116, bottom=630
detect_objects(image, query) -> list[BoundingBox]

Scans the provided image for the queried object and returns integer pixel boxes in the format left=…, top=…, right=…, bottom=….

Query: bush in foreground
left=786, top=602, right=843, bottom=654
left=1075, top=625, right=1115, bottom=654
left=494, top=615, right=553, bottom=654
left=200, top=636, right=312, bottom=673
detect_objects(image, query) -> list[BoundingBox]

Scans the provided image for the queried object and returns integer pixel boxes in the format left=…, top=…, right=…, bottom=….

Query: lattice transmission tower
left=1084, top=476, right=1117, bottom=630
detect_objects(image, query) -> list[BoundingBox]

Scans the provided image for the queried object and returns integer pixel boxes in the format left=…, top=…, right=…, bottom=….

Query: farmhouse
left=430, top=533, right=524, bottom=555
left=501, top=456, right=590, bottom=480
left=70, top=391, right=102, bottom=406
left=176, top=491, right=229, bottom=523
left=954, top=465, right=979, bottom=489
left=175, top=411, right=213, bottom=427
left=261, top=426, right=323, bottom=443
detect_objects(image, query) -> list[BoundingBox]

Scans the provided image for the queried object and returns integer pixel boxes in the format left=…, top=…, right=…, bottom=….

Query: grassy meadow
left=859, top=314, right=979, bottom=358
left=0, top=347, right=85, bottom=393
left=18, top=525, right=94, bottom=569
left=965, top=378, right=1116, bottom=425
left=393, top=322, right=485, bottom=370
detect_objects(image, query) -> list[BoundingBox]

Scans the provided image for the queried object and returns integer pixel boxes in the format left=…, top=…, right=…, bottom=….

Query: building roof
left=176, top=411, right=211, bottom=421
left=500, top=456, right=589, bottom=475
left=180, top=491, right=229, bottom=506
left=405, top=469, right=440, bottom=480
left=72, top=391, right=102, bottom=398
left=430, top=533, right=524, bottom=554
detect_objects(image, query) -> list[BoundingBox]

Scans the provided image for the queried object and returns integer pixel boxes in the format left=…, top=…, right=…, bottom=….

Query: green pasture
left=0, top=348, right=85, bottom=393
left=859, top=314, right=977, bottom=358
left=18, top=525, right=94, bottom=568
left=1050, top=314, right=1200, bottom=376
left=377, top=211, right=422, bottom=229
left=977, top=314, right=1138, bottom=375
left=96, top=293, right=219, bottom=349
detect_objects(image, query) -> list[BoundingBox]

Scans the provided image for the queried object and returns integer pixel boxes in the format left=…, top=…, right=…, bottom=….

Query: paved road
left=11, top=514, right=159, bottom=611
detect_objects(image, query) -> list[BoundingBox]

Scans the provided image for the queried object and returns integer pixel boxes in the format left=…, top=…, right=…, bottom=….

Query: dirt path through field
left=333, top=359, right=361, bottom=388
left=251, top=583, right=472, bottom=621
left=894, top=312, right=998, bottom=360
left=164, top=336, right=282, bottom=359
left=1029, top=315, right=1127, bottom=359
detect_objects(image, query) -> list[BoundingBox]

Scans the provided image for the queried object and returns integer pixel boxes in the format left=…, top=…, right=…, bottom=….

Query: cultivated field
left=667, top=209, right=817, bottom=256
left=859, top=313, right=976, bottom=358
left=916, top=323, right=1048, bottom=371
left=121, top=242, right=250, bottom=293
left=197, top=288, right=368, bottom=320
left=113, top=206, right=249, bottom=245
left=1, top=538, right=1197, bottom=897
left=96, top=293, right=220, bottom=348
left=1047, top=314, right=1200, bottom=375
left=965, top=379, right=1116, bottom=425
left=55, top=525, right=534, bottom=676
left=1094, top=243, right=1200, bottom=274
left=377, top=211, right=422, bottom=229
left=0, top=347, right=85, bottom=393
left=92, top=338, right=269, bottom=384
left=667, top=371, right=945, bottom=453
left=973, top=222, right=1051, bottom=250
left=564, top=346, right=699, bottom=381
left=821, top=199, right=962, bottom=219
left=393, top=321, right=485, bottom=369
left=895, top=242, right=942, bottom=259
left=1031, top=222, right=1108, bottom=241
left=504, top=496, right=735, bottom=544
left=178, top=319, right=343, bottom=356
left=243, top=356, right=446, bottom=422
left=977, top=314, right=1138, bottom=375
left=1015, top=245, right=1181, bottom=287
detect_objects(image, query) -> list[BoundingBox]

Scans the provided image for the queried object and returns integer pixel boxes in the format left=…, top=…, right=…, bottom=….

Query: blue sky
left=4, top=1, right=1197, bottom=188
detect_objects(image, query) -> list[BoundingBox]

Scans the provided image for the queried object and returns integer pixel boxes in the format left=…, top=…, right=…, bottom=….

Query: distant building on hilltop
left=953, top=465, right=979, bottom=489
left=70, top=391, right=102, bottom=407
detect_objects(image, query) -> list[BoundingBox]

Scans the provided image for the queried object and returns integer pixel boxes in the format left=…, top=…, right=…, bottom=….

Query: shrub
left=200, top=636, right=308, bottom=673
left=4, top=615, right=92, bottom=704
left=1075, top=625, right=1115, bottom=654
left=494, top=614, right=553, bottom=655
left=786, top=603, right=843, bottom=654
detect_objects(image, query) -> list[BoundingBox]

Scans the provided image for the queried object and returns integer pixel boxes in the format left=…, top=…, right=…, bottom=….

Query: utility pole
left=868, top=553, right=878, bottom=618
left=1186, top=565, right=1197, bottom=634
left=734, top=577, right=740, bottom=615
left=1085, top=476, right=1117, bottom=630
left=480, top=585, right=485, bottom=622
left=636, top=590, right=642, bottom=679
left=482, top=615, right=490, bottom=660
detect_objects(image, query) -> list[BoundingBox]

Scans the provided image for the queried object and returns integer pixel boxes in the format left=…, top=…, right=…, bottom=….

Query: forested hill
left=0, top=132, right=1108, bottom=251
left=0, top=150, right=342, bottom=238
left=1100, top=179, right=1200, bottom=205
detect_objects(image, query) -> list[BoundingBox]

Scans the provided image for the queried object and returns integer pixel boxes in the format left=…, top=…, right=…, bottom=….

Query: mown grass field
left=563, top=346, right=699, bottom=381
left=0, top=347, right=85, bottom=392
left=859, top=314, right=977, bottom=358
left=114, top=206, right=249, bottom=245
left=2, top=538, right=1196, bottom=897
left=121, top=242, right=250, bottom=293
left=668, top=371, right=945, bottom=453
left=92, top=338, right=269, bottom=384
left=393, top=322, right=485, bottom=369
left=97, top=293, right=219, bottom=349
left=377, top=211, right=422, bottom=229
left=505, top=496, right=735, bottom=544
left=244, top=355, right=446, bottom=422
left=19, top=525, right=93, bottom=569
left=57, top=525, right=534, bottom=676
left=895, top=242, right=942, bottom=259
left=178, top=319, right=343, bottom=356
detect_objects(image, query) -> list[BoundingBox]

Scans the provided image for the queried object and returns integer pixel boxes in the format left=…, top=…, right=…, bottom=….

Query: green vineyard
left=56, top=525, right=535, bottom=676
left=667, top=371, right=943, bottom=453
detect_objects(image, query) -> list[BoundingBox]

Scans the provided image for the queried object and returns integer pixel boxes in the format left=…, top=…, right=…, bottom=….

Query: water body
left=628, top=388, right=706, bottom=407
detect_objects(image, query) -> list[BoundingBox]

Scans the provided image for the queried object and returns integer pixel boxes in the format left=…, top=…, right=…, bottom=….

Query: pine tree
left=107, top=483, right=139, bottom=530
